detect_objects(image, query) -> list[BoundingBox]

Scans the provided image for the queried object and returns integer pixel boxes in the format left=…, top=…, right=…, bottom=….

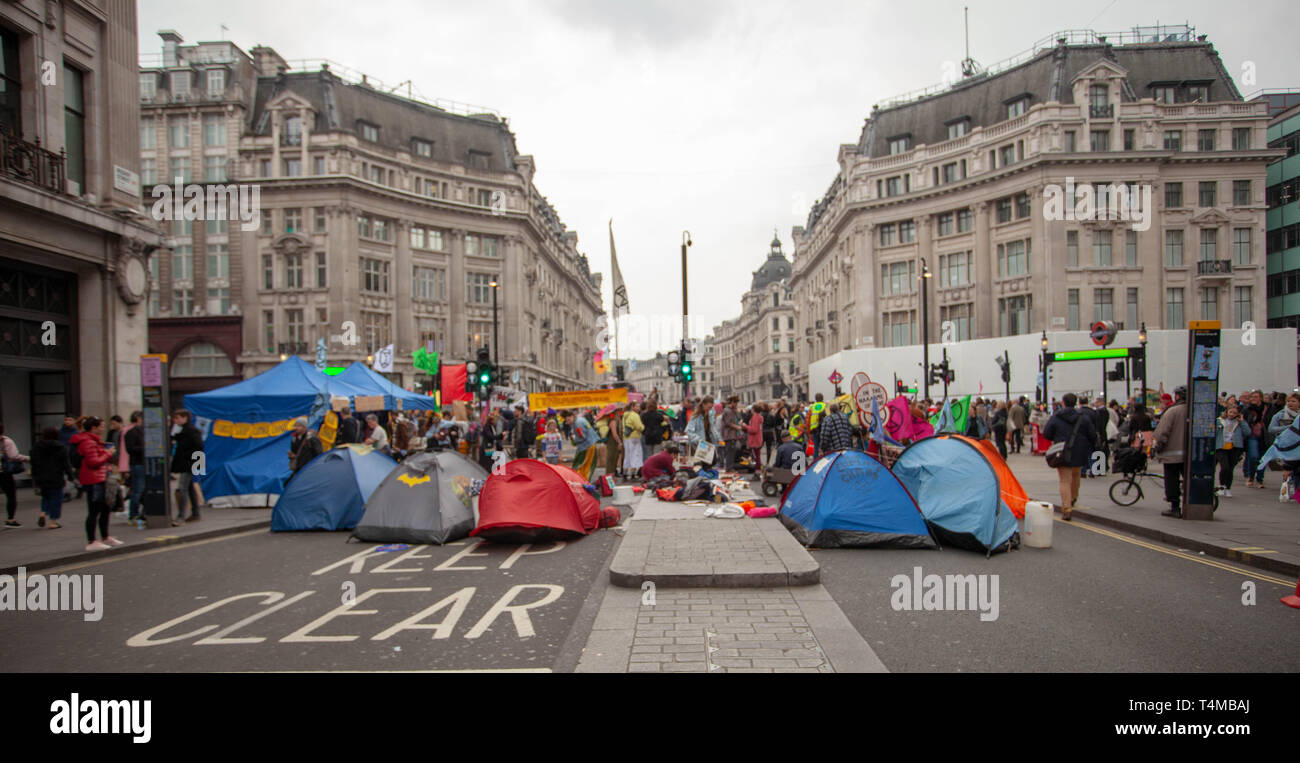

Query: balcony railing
left=0, top=127, right=67, bottom=195
left=1197, top=259, right=1233, bottom=276
left=1089, top=103, right=1114, bottom=119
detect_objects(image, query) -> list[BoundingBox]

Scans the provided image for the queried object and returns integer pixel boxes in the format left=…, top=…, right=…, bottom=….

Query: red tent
left=472, top=460, right=601, bottom=543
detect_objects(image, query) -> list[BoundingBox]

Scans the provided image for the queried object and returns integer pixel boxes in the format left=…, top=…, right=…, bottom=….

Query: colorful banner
left=528, top=387, right=629, bottom=412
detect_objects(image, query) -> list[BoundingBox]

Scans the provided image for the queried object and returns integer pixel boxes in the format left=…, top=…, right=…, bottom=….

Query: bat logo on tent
left=397, top=474, right=431, bottom=487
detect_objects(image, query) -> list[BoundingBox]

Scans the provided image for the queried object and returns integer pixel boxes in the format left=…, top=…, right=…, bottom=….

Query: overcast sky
left=140, top=0, right=1299, bottom=358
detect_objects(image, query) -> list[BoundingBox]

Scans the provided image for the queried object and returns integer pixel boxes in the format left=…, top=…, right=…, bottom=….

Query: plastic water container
left=1023, top=501, right=1054, bottom=548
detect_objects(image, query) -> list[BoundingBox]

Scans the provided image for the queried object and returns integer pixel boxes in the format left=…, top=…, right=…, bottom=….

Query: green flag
left=929, top=395, right=971, bottom=434
left=413, top=347, right=439, bottom=374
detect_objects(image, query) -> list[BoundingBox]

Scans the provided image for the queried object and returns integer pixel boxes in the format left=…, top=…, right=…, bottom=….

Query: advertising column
left=139, top=354, right=173, bottom=529
left=1184, top=321, right=1220, bottom=521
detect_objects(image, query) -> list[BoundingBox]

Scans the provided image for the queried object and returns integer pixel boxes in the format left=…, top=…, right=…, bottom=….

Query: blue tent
left=779, top=450, right=936, bottom=549
left=892, top=436, right=1020, bottom=555
left=184, top=357, right=377, bottom=498
left=335, top=363, right=439, bottom=411
left=272, top=444, right=399, bottom=531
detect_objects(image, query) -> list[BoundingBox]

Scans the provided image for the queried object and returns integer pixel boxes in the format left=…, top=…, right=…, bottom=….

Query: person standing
left=1152, top=386, right=1189, bottom=518
left=566, top=410, right=600, bottom=481
left=992, top=401, right=1009, bottom=460
left=746, top=404, right=765, bottom=470
left=335, top=407, right=361, bottom=446
left=542, top=420, right=564, bottom=465
left=721, top=397, right=744, bottom=470
left=685, top=399, right=718, bottom=468
left=1042, top=393, right=1098, bottom=521
left=1007, top=398, right=1026, bottom=454
left=70, top=417, right=121, bottom=550
left=170, top=409, right=205, bottom=524
left=621, top=402, right=645, bottom=479
left=288, top=418, right=322, bottom=476
left=808, top=394, right=828, bottom=460
left=1215, top=405, right=1245, bottom=497
left=604, top=407, right=624, bottom=478
left=59, top=416, right=78, bottom=448
left=31, top=427, right=75, bottom=529
left=817, top=403, right=854, bottom=454
left=1241, top=390, right=1268, bottom=488
left=123, top=411, right=146, bottom=521
left=1, top=422, right=31, bottom=526
left=641, top=402, right=666, bottom=459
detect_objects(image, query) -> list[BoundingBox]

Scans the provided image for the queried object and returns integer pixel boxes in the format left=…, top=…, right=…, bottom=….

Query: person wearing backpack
left=30, top=427, right=76, bottom=529
left=1042, top=392, right=1097, bottom=521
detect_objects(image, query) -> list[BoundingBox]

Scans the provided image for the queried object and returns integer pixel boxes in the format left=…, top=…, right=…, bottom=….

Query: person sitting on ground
left=641, top=443, right=681, bottom=481
left=363, top=413, right=389, bottom=453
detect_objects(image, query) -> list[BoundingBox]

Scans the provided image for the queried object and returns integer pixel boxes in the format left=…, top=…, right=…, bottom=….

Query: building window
left=204, top=155, right=226, bottom=182
left=1199, top=181, right=1217, bottom=207
left=1093, top=288, right=1114, bottom=322
left=315, top=252, right=327, bottom=288
left=374, top=219, right=389, bottom=241
left=62, top=62, right=85, bottom=190
left=1123, top=129, right=1135, bottom=151
left=261, top=209, right=273, bottom=235
left=1200, top=228, right=1218, bottom=261
left=998, top=295, right=1031, bottom=336
left=202, top=114, right=225, bottom=146
left=205, top=287, right=230, bottom=315
left=1234, top=286, right=1253, bottom=327
left=1154, top=86, right=1175, bottom=104
left=940, top=304, right=973, bottom=340
left=1163, top=130, right=1182, bottom=151
left=1126, top=230, right=1138, bottom=267
left=172, top=288, right=193, bottom=316
left=466, top=235, right=501, bottom=257
left=284, top=208, right=302, bottom=233
left=947, top=120, right=969, bottom=140
left=879, top=224, right=896, bottom=247
left=1165, top=182, right=1183, bottom=208
left=1013, top=193, right=1030, bottom=218
left=140, top=117, right=156, bottom=150
left=888, top=136, right=910, bottom=155
left=1233, top=228, right=1252, bottom=265
left=169, top=116, right=189, bottom=148
left=417, top=317, right=445, bottom=351
left=1201, top=287, right=1218, bottom=320
left=885, top=177, right=902, bottom=197
left=139, top=72, right=156, bottom=100
left=1006, top=97, right=1028, bottom=119
left=412, top=138, right=433, bottom=157
left=414, top=266, right=446, bottom=301
left=1165, top=230, right=1184, bottom=267
left=997, top=239, right=1029, bottom=277
left=1233, top=128, right=1252, bottom=151
left=360, top=312, right=390, bottom=353
left=361, top=258, right=390, bottom=294
left=171, top=246, right=193, bottom=282
left=898, top=221, right=916, bottom=243
left=284, top=158, right=302, bottom=177
left=205, top=69, right=225, bottom=98
left=1067, top=230, right=1079, bottom=267
left=1064, top=131, right=1076, bottom=152
left=467, top=272, right=498, bottom=304
left=173, top=342, right=233, bottom=377
left=314, top=208, right=326, bottom=232
left=939, top=251, right=971, bottom=287
left=1067, top=289, right=1080, bottom=330
left=937, top=213, right=953, bottom=237
left=884, top=311, right=914, bottom=347
left=264, top=310, right=275, bottom=352
left=1167, top=288, right=1184, bottom=328
left=1233, top=180, right=1251, bottom=207
left=260, top=158, right=271, bottom=178
left=998, top=144, right=1015, bottom=167
left=1093, top=230, right=1113, bottom=266
left=314, top=156, right=326, bottom=175
left=206, top=244, right=229, bottom=279
left=1127, top=288, right=1139, bottom=330
left=169, top=157, right=191, bottom=183
left=880, top=260, right=915, bottom=296
left=996, top=198, right=1012, bottom=224
left=1090, top=130, right=1110, bottom=152
left=1198, top=129, right=1216, bottom=152
left=956, top=208, right=973, bottom=233
left=358, top=121, right=379, bottom=142
left=284, top=253, right=304, bottom=289
left=262, top=254, right=273, bottom=289
left=140, top=158, right=157, bottom=186
left=468, top=151, right=490, bottom=170
left=1187, top=84, right=1209, bottom=103
left=171, top=71, right=190, bottom=99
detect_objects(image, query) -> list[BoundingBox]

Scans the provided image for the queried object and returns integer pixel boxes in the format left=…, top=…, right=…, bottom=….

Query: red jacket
left=70, top=431, right=113, bottom=486
left=746, top=413, right=764, bottom=449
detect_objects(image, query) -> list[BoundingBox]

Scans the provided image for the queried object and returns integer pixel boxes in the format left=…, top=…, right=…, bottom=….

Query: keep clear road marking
left=1055, top=516, right=1295, bottom=588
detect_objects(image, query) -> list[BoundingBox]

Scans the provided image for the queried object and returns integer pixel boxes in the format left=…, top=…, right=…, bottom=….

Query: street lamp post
left=1138, top=322, right=1148, bottom=406
left=489, top=280, right=500, bottom=367
left=681, top=231, right=692, bottom=399
left=921, top=258, right=932, bottom=400
left=1040, top=331, right=1049, bottom=409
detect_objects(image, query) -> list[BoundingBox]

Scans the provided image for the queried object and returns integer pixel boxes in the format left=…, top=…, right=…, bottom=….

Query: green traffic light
left=480, top=372, right=490, bottom=383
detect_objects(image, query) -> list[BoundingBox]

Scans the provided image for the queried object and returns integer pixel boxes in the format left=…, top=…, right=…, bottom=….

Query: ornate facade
left=710, top=235, right=798, bottom=403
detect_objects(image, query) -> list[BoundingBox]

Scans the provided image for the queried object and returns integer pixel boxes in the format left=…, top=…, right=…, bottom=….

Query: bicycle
left=1109, top=470, right=1219, bottom=510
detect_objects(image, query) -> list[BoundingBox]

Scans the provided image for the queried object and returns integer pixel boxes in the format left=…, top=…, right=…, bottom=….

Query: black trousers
left=1163, top=462, right=1183, bottom=511
left=0, top=472, right=15, bottom=519
left=993, top=427, right=1008, bottom=459
left=84, top=482, right=110, bottom=542
left=1011, top=428, right=1024, bottom=453
left=1216, top=448, right=1242, bottom=489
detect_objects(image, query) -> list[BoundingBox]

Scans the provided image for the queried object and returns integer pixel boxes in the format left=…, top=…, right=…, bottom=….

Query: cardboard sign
left=354, top=395, right=385, bottom=412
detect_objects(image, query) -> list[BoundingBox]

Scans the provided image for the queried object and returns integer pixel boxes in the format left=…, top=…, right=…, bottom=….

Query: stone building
left=140, top=35, right=603, bottom=397
left=1, top=0, right=162, bottom=449
left=790, top=26, right=1279, bottom=396
left=710, top=234, right=798, bottom=403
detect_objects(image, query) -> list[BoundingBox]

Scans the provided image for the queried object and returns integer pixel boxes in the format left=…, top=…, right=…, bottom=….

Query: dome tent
left=353, top=451, right=487, bottom=544
left=473, top=460, right=601, bottom=544
left=892, top=436, right=1020, bottom=555
left=272, top=444, right=397, bottom=531
left=779, top=449, right=936, bottom=549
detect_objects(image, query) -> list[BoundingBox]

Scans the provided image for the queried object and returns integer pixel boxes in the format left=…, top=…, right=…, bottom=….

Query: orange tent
left=953, top=435, right=1029, bottom=519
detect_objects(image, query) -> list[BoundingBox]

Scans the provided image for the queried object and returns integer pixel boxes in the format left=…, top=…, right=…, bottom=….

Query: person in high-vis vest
left=808, top=394, right=828, bottom=459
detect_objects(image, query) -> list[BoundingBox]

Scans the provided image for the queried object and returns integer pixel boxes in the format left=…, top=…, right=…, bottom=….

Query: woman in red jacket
left=69, top=417, right=122, bottom=551
left=746, top=404, right=766, bottom=472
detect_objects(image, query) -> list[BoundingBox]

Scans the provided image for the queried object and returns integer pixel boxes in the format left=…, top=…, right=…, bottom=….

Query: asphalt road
left=0, top=528, right=617, bottom=672
left=813, top=516, right=1300, bottom=672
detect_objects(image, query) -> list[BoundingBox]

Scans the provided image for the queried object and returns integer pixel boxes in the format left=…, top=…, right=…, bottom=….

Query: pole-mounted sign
left=1184, top=320, right=1221, bottom=521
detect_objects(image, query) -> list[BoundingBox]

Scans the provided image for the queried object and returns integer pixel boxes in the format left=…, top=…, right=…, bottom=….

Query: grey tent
left=352, top=450, right=488, bottom=544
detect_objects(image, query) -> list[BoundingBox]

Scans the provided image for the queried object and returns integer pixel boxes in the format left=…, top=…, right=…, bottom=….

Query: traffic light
left=680, top=343, right=693, bottom=383
left=474, top=346, right=494, bottom=393
left=896, top=379, right=906, bottom=394
left=995, top=354, right=1010, bottom=383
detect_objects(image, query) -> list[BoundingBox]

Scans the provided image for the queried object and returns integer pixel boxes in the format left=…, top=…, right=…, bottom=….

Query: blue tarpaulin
left=335, top=363, right=439, bottom=411
left=779, top=450, right=936, bottom=549
left=272, top=445, right=398, bottom=531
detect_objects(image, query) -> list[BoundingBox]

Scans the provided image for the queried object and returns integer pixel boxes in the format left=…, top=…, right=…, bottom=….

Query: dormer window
left=206, top=69, right=225, bottom=98
left=412, top=138, right=433, bottom=158
left=358, top=121, right=379, bottom=142
left=1187, top=84, right=1210, bottom=103
left=140, top=73, right=157, bottom=100
left=1152, top=85, right=1176, bottom=104
left=282, top=115, right=302, bottom=146
left=171, top=71, right=190, bottom=100
left=946, top=118, right=970, bottom=140
left=468, top=150, right=491, bottom=170
left=887, top=135, right=911, bottom=155
left=1005, top=96, right=1030, bottom=119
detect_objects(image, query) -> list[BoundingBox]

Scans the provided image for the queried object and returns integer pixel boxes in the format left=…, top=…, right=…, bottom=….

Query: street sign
left=1048, top=347, right=1134, bottom=362
left=1090, top=320, right=1118, bottom=347
left=140, top=354, right=172, bottom=529
left=828, top=370, right=843, bottom=385
left=1184, top=320, right=1221, bottom=520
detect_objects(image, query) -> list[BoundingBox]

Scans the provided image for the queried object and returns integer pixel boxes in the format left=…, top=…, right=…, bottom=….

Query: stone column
left=974, top=201, right=994, bottom=337
left=394, top=218, right=413, bottom=380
